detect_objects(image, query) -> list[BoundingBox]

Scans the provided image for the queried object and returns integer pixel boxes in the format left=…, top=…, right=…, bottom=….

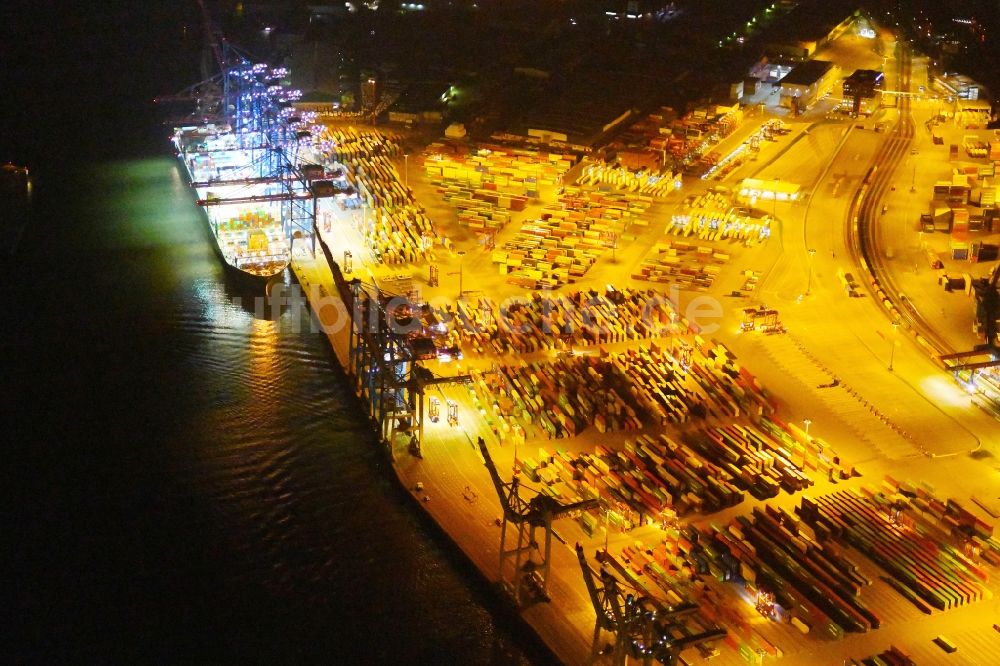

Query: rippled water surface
left=6, top=157, right=545, bottom=663
left=3, top=4, right=545, bottom=663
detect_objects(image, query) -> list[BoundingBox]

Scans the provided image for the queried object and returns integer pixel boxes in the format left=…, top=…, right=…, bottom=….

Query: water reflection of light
left=249, top=316, right=281, bottom=386
left=193, top=279, right=253, bottom=330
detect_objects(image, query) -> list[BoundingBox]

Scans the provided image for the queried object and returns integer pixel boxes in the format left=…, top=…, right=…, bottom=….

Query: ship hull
left=172, top=148, right=290, bottom=287
left=213, top=233, right=288, bottom=286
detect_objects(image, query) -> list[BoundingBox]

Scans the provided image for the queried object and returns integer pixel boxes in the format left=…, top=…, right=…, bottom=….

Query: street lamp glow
left=806, top=248, right=816, bottom=296
left=888, top=321, right=900, bottom=371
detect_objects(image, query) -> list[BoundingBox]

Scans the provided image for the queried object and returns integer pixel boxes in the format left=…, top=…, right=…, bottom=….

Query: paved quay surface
left=285, top=34, right=1000, bottom=660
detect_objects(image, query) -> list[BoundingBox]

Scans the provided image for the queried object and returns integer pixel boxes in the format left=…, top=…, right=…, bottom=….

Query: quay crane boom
left=477, top=437, right=598, bottom=604
left=576, top=544, right=725, bottom=665
left=939, top=265, right=1000, bottom=371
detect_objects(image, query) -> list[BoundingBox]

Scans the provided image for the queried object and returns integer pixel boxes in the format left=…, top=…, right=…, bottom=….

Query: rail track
left=845, top=40, right=956, bottom=358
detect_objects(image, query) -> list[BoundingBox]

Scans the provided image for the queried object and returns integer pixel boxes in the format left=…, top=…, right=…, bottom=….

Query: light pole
left=604, top=508, right=610, bottom=553
left=803, top=418, right=812, bottom=436
left=772, top=177, right=779, bottom=221
left=404, top=153, right=409, bottom=190
left=887, top=321, right=900, bottom=371
left=806, top=248, right=816, bottom=295
left=457, top=250, right=466, bottom=299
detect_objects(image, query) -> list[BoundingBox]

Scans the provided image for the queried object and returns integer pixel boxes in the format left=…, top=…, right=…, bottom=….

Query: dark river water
left=2, top=3, right=547, bottom=663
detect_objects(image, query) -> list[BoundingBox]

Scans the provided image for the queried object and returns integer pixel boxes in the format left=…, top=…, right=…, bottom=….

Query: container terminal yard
left=169, top=6, right=1000, bottom=666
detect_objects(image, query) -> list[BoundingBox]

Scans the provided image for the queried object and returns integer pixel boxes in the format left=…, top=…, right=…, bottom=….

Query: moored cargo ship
left=173, top=126, right=291, bottom=283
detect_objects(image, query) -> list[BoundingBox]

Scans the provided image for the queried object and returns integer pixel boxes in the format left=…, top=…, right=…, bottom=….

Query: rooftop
left=775, top=0, right=859, bottom=43
left=778, top=59, right=834, bottom=87
left=845, top=69, right=884, bottom=84
left=392, top=81, right=450, bottom=114
left=513, top=72, right=642, bottom=147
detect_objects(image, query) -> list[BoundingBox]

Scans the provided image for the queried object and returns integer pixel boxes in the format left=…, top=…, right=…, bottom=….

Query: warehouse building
left=776, top=60, right=839, bottom=113
left=763, top=1, right=861, bottom=61
left=507, top=74, right=641, bottom=151
left=842, top=69, right=884, bottom=115
left=387, top=82, right=450, bottom=125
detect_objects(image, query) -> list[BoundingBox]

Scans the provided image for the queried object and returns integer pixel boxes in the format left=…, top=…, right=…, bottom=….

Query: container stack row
left=694, top=505, right=880, bottom=640
left=493, top=220, right=609, bottom=288
left=633, top=240, right=726, bottom=289
left=423, top=143, right=574, bottom=196
left=492, top=187, right=651, bottom=288
left=796, top=484, right=996, bottom=612
left=904, top=485, right=1000, bottom=567
left=316, top=126, right=438, bottom=265
left=575, top=160, right=678, bottom=197
left=468, top=356, right=643, bottom=441
left=610, top=339, right=774, bottom=425
left=686, top=425, right=813, bottom=498
left=613, top=346, right=714, bottom=425
left=506, top=419, right=828, bottom=530
left=350, top=153, right=434, bottom=264
left=318, top=126, right=403, bottom=161
left=607, top=423, right=826, bottom=519
left=363, top=202, right=435, bottom=265
left=436, top=286, right=687, bottom=356
left=757, top=416, right=849, bottom=480
left=556, top=186, right=653, bottom=225
left=611, top=434, right=745, bottom=516
left=440, top=186, right=515, bottom=233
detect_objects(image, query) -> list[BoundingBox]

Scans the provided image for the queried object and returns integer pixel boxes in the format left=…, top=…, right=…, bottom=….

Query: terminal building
left=737, top=178, right=802, bottom=205
left=763, top=0, right=861, bottom=61
left=724, top=1, right=860, bottom=106
left=504, top=73, right=645, bottom=151
left=776, top=60, right=840, bottom=114
left=387, top=82, right=450, bottom=125
left=842, top=69, right=884, bottom=116
left=934, top=72, right=987, bottom=101
left=933, top=72, right=994, bottom=128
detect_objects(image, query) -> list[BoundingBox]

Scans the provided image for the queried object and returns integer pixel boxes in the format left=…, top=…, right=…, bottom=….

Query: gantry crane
left=477, top=437, right=599, bottom=604
left=404, top=365, right=471, bottom=457
left=163, top=0, right=318, bottom=245
left=939, top=264, right=1000, bottom=371
left=577, top=543, right=647, bottom=665
left=154, top=0, right=228, bottom=125
left=339, top=274, right=471, bottom=457
left=576, top=544, right=726, bottom=665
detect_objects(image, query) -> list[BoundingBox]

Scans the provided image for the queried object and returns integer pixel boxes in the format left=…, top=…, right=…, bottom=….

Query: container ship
left=1, top=162, right=31, bottom=257
left=173, top=126, right=291, bottom=283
